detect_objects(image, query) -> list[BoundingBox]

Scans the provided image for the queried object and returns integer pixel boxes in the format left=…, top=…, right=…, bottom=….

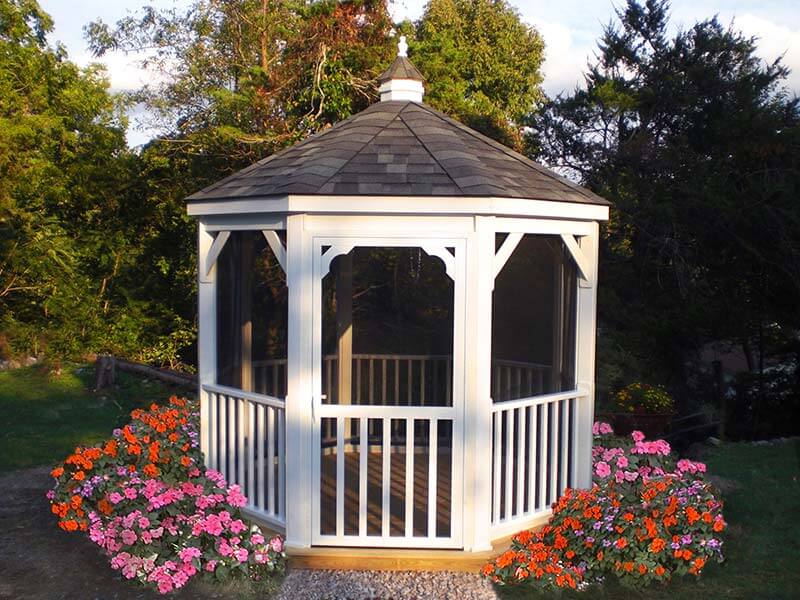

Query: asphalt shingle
left=186, top=101, right=609, bottom=206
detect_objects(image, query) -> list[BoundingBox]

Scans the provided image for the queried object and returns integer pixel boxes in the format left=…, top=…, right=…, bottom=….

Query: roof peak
left=378, top=35, right=424, bottom=102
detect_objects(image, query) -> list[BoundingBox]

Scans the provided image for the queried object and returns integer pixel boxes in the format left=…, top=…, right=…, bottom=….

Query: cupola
left=377, top=35, right=425, bottom=102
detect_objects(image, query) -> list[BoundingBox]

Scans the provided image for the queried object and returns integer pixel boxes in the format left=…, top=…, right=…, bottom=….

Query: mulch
left=0, top=468, right=220, bottom=600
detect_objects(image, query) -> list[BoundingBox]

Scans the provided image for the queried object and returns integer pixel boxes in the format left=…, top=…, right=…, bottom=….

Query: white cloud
left=731, top=13, right=800, bottom=94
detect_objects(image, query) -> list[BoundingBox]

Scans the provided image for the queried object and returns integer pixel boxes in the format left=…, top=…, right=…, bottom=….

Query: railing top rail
left=203, top=383, right=286, bottom=410
left=491, top=389, right=587, bottom=412
left=318, top=404, right=454, bottom=419
left=492, top=358, right=551, bottom=369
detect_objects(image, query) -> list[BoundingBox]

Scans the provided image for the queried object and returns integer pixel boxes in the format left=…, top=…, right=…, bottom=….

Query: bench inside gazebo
left=187, top=38, right=609, bottom=564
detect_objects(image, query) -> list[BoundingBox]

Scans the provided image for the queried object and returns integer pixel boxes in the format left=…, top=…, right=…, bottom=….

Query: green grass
left=0, top=364, right=189, bottom=471
left=497, top=440, right=800, bottom=600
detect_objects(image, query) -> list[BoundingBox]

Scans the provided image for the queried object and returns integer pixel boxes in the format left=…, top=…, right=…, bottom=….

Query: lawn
left=497, top=439, right=800, bottom=600
left=0, top=364, right=190, bottom=472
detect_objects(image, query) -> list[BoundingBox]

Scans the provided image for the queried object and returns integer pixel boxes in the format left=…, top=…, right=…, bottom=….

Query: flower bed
left=47, top=396, right=286, bottom=594
left=482, top=423, right=726, bottom=591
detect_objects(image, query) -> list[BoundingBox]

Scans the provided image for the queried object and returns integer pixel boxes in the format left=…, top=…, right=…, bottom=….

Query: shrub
left=47, top=396, right=286, bottom=594
left=482, top=423, right=726, bottom=591
left=610, top=383, right=675, bottom=415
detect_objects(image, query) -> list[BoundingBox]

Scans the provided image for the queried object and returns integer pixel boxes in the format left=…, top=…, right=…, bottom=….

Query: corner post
left=573, top=222, right=600, bottom=489
left=197, top=220, right=217, bottom=464
left=285, top=214, right=312, bottom=547
left=465, top=216, right=495, bottom=551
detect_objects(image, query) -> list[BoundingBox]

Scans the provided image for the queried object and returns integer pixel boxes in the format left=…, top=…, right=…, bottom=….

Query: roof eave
left=187, top=194, right=610, bottom=221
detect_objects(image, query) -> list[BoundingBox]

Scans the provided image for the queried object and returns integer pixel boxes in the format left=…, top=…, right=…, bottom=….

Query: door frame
left=309, top=234, right=466, bottom=548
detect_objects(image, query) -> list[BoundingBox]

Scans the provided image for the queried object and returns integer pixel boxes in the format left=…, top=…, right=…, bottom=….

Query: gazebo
left=187, top=38, right=609, bottom=557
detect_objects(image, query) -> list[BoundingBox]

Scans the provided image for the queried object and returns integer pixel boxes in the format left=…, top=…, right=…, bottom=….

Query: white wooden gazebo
left=187, top=39, right=609, bottom=556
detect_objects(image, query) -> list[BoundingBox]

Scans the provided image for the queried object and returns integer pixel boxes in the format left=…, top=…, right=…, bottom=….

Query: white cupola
left=377, top=35, right=425, bottom=102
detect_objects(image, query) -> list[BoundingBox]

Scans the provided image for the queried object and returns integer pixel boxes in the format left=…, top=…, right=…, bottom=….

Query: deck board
left=320, top=450, right=452, bottom=540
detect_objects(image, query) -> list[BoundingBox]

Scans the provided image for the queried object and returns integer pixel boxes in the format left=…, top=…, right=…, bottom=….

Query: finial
left=398, top=35, right=408, bottom=58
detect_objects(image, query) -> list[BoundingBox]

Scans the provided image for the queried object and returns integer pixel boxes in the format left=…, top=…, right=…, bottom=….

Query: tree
left=410, top=0, right=545, bottom=148
left=527, top=0, right=800, bottom=399
left=87, top=0, right=395, bottom=168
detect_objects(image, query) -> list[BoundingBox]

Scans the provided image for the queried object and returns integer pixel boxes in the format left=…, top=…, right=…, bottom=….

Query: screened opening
left=216, top=230, right=288, bottom=399
left=317, top=246, right=455, bottom=540
left=492, top=234, right=577, bottom=401
left=321, top=246, right=454, bottom=408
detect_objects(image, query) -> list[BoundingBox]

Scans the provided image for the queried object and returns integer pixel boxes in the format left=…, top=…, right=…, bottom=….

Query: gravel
left=275, top=569, right=499, bottom=600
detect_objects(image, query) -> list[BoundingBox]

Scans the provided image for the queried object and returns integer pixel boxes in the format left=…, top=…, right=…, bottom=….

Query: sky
left=40, top=0, right=800, bottom=147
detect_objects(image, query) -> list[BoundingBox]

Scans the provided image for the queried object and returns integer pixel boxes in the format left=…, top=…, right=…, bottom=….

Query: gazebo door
left=311, top=237, right=465, bottom=548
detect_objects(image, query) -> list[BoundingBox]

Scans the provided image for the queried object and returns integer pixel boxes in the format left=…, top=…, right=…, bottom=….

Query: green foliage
left=411, top=0, right=545, bottom=148
left=528, top=0, right=800, bottom=398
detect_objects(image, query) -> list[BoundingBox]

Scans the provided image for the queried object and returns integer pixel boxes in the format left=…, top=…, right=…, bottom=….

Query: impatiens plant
left=48, top=396, right=286, bottom=594
left=482, top=422, right=726, bottom=591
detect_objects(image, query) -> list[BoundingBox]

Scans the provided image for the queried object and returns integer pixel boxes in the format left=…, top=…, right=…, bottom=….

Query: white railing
left=490, top=389, right=588, bottom=536
left=315, top=405, right=460, bottom=548
left=491, top=358, right=551, bottom=401
left=203, top=383, right=286, bottom=531
left=255, top=354, right=550, bottom=406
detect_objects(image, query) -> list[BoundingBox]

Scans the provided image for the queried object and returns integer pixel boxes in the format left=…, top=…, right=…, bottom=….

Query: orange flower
left=713, top=518, right=725, bottom=532
left=682, top=549, right=693, bottom=560
left=180, top=455, right=192, bottom=467
left=655, top=565, right=666, bottom=577
left=481, top=564, right=495, bottom=576
left=143, top=463, right=159, bottom=477
left=649, top=538, right=666, bottom=553
left=496, top=551, right=515, bottom=569
left=693, top=557, right=706, bottom=571
left=168, top=432, right=180, bottom=443
left=615, top=537, right=627, bottom=549
left=622, top=512, right=634, bottom=522
left=127, top=444, right=141, bottom=456
left=686, top=507, right=701, bottom=524
left=596, top=550, right=604, bottom=561
left=73, top=470, right=85, bottom=481
left=623, top=562, right=634, bottom=572
left=103, top=439, right=118, bottom=457
left=638, top=564, right=647, bottom=575
left=97, top=499, right=113, bottom=516
left=51, top=467, right=64, bottom=478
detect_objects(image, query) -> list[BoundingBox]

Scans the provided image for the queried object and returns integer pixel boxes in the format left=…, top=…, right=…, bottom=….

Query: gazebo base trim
left=284, top=517, right=550, bottom=572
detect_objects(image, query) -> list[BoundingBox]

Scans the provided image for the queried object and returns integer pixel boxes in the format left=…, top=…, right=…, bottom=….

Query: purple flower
left=681, top=534, right=693, bottom=545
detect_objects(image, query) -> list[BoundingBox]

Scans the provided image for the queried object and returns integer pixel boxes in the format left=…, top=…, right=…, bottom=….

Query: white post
left=197, top=221, right=217, bottom=465
left=465, top=216, right=495, bottom=551
left=285, top=214, right=312, bottom=548
left=573, top=221, right=599, bottom=489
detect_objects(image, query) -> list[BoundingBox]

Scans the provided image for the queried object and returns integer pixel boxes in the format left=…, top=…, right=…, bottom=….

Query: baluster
left=428, top=418, right=438, bottom=538
left=257, top=404, right=265, bottom=511
left=359, top=417, right=368, bottom=536
left=382, top=417, right=391, bottom=538
left=405, top=418, right=415, bottom=537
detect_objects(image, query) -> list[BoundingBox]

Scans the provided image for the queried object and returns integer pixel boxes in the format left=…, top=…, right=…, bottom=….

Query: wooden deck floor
left=319, top=449, right=452, bottom=539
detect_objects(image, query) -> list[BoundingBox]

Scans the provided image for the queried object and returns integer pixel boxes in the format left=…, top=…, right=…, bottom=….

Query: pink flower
left=120, top=529, right=137, bottom=545
left=616, top=456, right=629, bottom=469
left=229, top=519, right=247, bottom=534
left=234, top=548, right=249, bottom=563
left=251, top=533, right=265, bottom=545
left=631, top=430, right=645, bottom=443
left=203, top=515, right=223, bottom=536
left=138, top=517, right=150, bottom=529
left=109, top=492, right=124, bottom=505
left=124, top=487, right=137, bottom=500
left=205, top=560, right=217, bottom=572
left=592, top=421, right=614, bottom=436
left=178, top=547, right=202, bottom=563
left=270, top=537, right=284, bottom=553
left=595, top=461, right=611, bottom=478
left=218, top=541, right=233, bottom=557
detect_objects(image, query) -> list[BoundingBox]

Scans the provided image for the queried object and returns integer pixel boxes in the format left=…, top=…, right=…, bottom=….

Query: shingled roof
left=186, top=100, right=608, bottom=205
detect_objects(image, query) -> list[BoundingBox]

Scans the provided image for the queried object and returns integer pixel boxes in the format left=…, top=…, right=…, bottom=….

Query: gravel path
left=275, top=569, right=498, bottom=600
